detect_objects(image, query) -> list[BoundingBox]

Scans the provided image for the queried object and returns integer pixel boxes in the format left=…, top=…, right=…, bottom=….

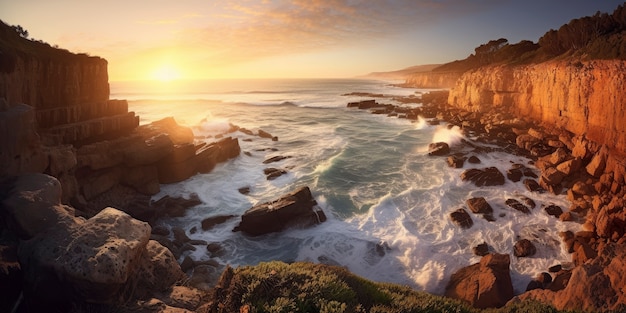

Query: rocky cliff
left=448, top=60, right=626, bottom=177
left=403, top=71, right=462, bottom=88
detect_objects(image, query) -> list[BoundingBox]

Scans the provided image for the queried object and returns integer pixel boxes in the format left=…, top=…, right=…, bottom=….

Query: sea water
left=112, top=78, right=580, bottom=295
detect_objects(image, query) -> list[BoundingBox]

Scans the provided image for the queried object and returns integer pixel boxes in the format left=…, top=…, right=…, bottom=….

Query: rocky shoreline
left=346, top=91, right=626, bottom=311
left=2, top=85, right=625, bottom=311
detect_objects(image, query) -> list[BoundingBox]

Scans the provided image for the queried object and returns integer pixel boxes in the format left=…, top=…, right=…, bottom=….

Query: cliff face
left=404, top=71, right=463, bottom=88
left=0, top=55, right=109, bottom=110
left=448, top=60, right=626, bottom=156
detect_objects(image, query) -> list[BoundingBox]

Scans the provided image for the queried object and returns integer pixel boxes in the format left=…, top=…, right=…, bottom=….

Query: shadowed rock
left=445, top=253, right=514, bottom=309
left=450, top=208, right=473, bottom=229
left=428, top=142, right=450, bottom=156
left=461, top=167, right=505, bottom=186
left=234, top=186, right=327, bottom=236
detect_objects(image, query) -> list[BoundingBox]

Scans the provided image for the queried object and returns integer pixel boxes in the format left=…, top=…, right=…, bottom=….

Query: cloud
left=182, top=0, right=498, bottom=65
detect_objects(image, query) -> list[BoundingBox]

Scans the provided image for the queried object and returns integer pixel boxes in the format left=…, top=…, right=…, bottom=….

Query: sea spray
left=414, top=116, right=427, bottom=130
left=432, top=125, right=464, bottom=146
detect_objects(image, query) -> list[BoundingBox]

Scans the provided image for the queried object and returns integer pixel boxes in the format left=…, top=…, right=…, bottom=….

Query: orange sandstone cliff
left=448, top=60, right=626, bottom=177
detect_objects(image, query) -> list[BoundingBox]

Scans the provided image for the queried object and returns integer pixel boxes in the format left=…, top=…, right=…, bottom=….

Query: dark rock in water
left=445, top=253, right=514, bottom=309
left=347, top=99, right=378, bottom=109
left=544, top=204, right=563, bottom=218
left=234, top=186, right=326, bottom=236
left=152, top=225, right=170, bottom=236
left=258, top=129, right=274, bottom=139
left=264, top=167, right=287, bottom=180
left=520, top=196, right=537, bottom=209
left=446, top=155, right=466, bottom=168
left=428, top=142, right=450, bottom=156
left=239, top=128, right=254, bottom=136
left=151, top=193, right=202, bottom=219
left=526, top=272, right=553, bottom=291
left=172, top=227, right=191, bottom=246
left=450, top=208, right=473, bottom=229
left=206, top=243, right=225, bottom=257
left=473, top=242, right=490, bottom=256
left=263, top=155, right=291, bottom=164
left=505, top=199, right=531, bottom=214
left=468, top=155, right=481, bottom=164
left=514, top=239, right=536, bottom=257
left=548, top=264, right=562, bottom=273
left=524, top=179, right=544, bottom=193
left=201, top=215, right=236, bottom=231
left=461, top=167, right=505, bottom=186
left=506, top=165, right=524, bottom=182
left=466, top=197, right=493, bottom=215
left=238, top=186, right=250, bottom=195
left=374, top=241, right=391, bottom=257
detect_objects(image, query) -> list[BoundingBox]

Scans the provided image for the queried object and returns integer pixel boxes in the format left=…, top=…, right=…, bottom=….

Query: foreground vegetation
left=205, top=261, right=582, bottom=313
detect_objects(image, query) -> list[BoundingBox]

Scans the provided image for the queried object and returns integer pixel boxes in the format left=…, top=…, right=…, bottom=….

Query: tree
left=11, top=25, right=29, bottom=38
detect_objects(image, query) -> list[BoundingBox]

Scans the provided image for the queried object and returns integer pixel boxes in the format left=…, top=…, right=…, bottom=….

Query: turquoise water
left=112, top=79, right=578, bottom=295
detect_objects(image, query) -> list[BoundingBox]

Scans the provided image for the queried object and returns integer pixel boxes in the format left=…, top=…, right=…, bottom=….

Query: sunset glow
left=151, top=65, right=182, bottom=81
left=2, top=1, right=623, bottom=81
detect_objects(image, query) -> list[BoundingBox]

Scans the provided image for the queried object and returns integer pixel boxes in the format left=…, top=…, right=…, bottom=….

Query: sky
left=1, top=0, right=623, bottom=81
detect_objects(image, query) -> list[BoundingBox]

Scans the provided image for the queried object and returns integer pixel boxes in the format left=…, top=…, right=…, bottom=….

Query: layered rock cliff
left=403, top=71, right=462, bottom=88
left=448, top=60, right=626, bottom=177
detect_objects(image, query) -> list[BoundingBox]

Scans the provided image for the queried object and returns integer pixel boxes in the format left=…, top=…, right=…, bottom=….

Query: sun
left=151, top=65, right=182, bottom=82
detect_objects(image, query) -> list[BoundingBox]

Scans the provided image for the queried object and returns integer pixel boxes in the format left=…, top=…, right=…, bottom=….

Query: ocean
left=111, top=78, right=579, bottom=295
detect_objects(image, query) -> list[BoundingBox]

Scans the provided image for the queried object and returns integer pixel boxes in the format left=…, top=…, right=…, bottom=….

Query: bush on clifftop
left=203, top=261, right=582, bottom=313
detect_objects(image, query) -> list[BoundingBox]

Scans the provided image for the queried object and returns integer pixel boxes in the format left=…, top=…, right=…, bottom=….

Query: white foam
left=432, top=125, right=464, bottom=146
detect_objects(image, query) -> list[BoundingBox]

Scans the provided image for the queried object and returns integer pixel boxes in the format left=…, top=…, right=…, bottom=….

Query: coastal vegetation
left=432, top=4, right=626, bottom=73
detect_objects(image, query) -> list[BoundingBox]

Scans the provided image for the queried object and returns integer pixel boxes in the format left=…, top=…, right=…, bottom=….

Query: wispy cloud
left=181, top=0, right=498, bottom=65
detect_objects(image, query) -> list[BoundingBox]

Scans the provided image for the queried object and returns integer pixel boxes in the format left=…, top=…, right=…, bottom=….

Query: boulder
left=544, top=204, right=563, bottom=218
left=586, top=146, right=608, bottom=177
left=19, top=207, right=151, bottom=304
left=461, top=167, right=505, bottom=186
left=541, top=167, right=566, bottom=186
left=1, top=173, right=74, bottom=239
left=428, top=142, right=450, bottom=156
left=234, top=186, right=327, bottom=236
left=468, top=155, right=481, bottom=164
left=264, top=167, right=288, bottom=180
left=466, top=197, right=493, bottom=215
left=263, top=155, right=291, bottom=164
left=556, top=158, right=582, bottom=176
left=514, top=239, right=537, bottom=257
left=526, top=272, right=553, bottom=291
left=450, top=208, right=473, bottom=229
left=524, top=179, right=544, bottom=193
left=201, top=215, right=236, bottom=231
left=134, top=240, right=185, bottom=298
left=505, top=199, right=531, bottom=214
left=446, top=155, right=466, bottom=168
left=445, top=253, right=514, bottom=309
left=473, top=242, right=489, bottom=256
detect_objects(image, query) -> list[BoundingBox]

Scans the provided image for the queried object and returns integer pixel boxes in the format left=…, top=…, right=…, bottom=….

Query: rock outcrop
left=1, top=174, right=186, bottom=310
left=445, top=253, right=514, bottom=309
left=234, top=186, right=327, bottom=236
left=514, top=243, right=626, bottom=312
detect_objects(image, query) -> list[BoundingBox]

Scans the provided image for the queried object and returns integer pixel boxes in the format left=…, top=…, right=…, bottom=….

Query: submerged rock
left=234, top=186, right=326, bottom=236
